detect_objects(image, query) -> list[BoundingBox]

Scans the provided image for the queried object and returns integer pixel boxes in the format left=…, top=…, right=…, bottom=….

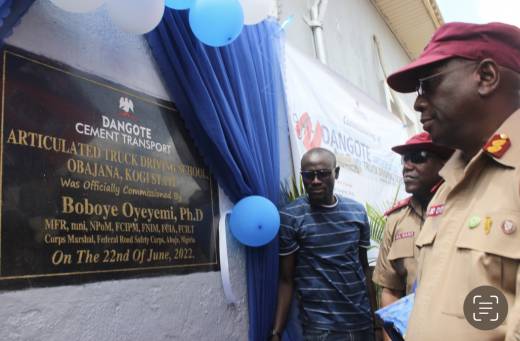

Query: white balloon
left=107, top=0, right=165, bottom=34
left=50, top=0, right=105, bottom=13
left=239, top=0, right=270, bottom=25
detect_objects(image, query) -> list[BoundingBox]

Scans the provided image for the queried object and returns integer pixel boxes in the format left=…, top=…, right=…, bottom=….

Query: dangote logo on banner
left=295, top=112, right=323, bottom=150
left=294, top=112, right=371, bottom=163
left=74, top=97, right=173, bottom=154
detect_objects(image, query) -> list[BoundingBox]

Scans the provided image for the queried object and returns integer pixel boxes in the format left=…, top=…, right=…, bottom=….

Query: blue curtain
left=0, top=0, right=36, bottom=42
left=146, top=10, right=287, bottom=341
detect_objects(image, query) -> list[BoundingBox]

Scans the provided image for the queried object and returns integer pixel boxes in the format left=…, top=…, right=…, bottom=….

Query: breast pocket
left=442, top=212, right=520, bottom=318
left=387, top=237, right=414, bottom=261
left=405, top=226, right=436, bottom=291
left=387, top=235, right=416, bottom=289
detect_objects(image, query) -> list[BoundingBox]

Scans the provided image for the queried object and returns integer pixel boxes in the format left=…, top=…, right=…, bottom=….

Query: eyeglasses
left=416, top=62, right=477, bottom=97
left=300, top=169, right=334, bottom=182
left=401, top=150, right=430, bottom=164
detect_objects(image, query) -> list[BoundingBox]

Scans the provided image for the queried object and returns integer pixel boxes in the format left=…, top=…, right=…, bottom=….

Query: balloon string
left=219, top=212, right=238, bottom=304
left=280, top=15, right=294, bottom=31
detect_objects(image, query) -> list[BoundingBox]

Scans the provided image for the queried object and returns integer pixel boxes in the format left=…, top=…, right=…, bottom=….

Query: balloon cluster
left=49, top=0, right=271, bottom=46
left=229, top=196, right=279, bottom=247
left=50, top=0, right=165, bottom=34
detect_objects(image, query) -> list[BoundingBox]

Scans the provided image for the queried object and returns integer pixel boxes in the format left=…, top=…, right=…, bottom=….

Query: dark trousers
left=303, top=328, right=375, bottom=341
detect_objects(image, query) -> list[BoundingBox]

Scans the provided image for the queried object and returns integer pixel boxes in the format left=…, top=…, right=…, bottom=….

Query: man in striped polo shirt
left=271, top=147, right=374, bottom=341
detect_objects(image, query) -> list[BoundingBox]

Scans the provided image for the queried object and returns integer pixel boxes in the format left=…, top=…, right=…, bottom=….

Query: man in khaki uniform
left=372, top=133, right=452, bottom=313
left=386, top=22, right=520, bottom=340
left=373, top=132, right=452, bottom=341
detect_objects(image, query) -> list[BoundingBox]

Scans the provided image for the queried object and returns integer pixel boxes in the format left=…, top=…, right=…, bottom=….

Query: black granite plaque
left=0, top=46, right=219, bottom=289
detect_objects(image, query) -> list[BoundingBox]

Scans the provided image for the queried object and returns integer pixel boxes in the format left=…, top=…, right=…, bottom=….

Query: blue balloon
left=165, top=0, right=195, bottom=10
left=189, top=0, right=244, bottom=47
left=229, top=196, right=280, bottom=247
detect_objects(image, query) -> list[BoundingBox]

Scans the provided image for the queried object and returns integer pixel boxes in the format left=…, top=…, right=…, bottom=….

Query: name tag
left=394, top=231, right=415, bottom=240
left=427, top=204, right=444, bottom=217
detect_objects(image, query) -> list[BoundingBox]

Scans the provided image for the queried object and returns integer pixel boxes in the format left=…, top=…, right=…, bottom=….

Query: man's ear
left=476, top=58, right=500, bottom=97
left=334, top=166, right=340, bottom=179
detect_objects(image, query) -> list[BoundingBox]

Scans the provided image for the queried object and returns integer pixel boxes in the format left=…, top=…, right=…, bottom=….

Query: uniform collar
left=439, top=108, right=520, bottom=187
left=306, top=194, right=339, bottom=208
left=438, top=150, right=466, bottom=188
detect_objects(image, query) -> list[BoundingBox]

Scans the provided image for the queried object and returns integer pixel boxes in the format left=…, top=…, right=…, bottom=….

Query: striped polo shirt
left=279, top=195, right=372, bottom=332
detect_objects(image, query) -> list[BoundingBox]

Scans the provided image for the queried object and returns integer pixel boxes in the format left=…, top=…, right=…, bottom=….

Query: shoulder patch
left=483, top=133, right=511, bottom=158
left=384, top=196, right=412, bottom=216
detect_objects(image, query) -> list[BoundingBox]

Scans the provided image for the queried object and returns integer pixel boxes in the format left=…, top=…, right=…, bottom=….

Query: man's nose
left=414, top=94, right=427, bottom=112
left=403, top=160, right=416, bottom=171
left=311, top=174, right=322, bottom=184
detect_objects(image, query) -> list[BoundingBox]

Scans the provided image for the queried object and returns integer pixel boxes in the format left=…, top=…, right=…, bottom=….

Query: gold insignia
left=484, top=216, right=492, bottom=235
left=486, top=139, right=507, bottom=153
left=483, top=133, right=511, bottom=158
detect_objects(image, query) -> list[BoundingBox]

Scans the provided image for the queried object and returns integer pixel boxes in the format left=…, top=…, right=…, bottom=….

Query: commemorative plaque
left=0, top=46, right=219, bottom=289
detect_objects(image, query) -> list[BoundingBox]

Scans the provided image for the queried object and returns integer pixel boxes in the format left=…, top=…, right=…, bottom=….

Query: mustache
left=421, top=109, right=439, bottom=123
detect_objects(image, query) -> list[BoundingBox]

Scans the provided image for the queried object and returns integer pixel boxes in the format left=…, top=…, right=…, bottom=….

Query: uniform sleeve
left=278, top=210, right=299, bottom=256
left=505, top=265, right=520, bottom=340
left=372, top=214, right=405, bottom=291
left=359, top=209, right=371, bottom=248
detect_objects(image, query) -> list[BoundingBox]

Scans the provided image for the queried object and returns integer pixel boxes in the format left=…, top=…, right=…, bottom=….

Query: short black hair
left=302, top=147, right=337, bottom=168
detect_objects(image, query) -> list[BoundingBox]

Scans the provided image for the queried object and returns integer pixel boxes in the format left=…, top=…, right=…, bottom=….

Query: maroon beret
left=387, top=22, right=520, bottom=93
left=392, top=132, right=453, bottom=158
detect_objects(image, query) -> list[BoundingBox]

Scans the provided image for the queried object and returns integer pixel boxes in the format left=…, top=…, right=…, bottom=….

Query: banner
left=285, top=45, right=408, bottom=258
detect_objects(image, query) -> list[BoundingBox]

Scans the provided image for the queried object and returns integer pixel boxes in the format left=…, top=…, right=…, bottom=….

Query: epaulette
left=384, top=196, right=412, bottom=217
left=483, top=133, right=511, bottom=158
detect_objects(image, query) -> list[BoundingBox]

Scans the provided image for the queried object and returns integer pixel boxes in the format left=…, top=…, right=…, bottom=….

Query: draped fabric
left=146, top=10, right=287, bottom=341
left=0, top=0, right=36, bottom=42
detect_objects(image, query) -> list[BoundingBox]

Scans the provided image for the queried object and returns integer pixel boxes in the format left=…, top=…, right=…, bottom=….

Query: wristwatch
left=270, top=329, right=281, bottom=339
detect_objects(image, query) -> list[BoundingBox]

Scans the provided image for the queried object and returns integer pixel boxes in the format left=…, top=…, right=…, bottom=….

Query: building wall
left=278, top=0, right=419, bottom=128
left=0, top=1, right=248, bottom=340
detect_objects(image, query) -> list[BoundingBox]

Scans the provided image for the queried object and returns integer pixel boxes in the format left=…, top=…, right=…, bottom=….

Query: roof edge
left=423, top=0, right=445, bottom=28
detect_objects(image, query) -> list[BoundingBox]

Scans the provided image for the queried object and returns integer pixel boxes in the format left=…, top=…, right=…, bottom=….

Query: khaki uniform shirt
left=407, top=109, right=520, bottom=341
left=373, top=197, right=423, bottom=294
